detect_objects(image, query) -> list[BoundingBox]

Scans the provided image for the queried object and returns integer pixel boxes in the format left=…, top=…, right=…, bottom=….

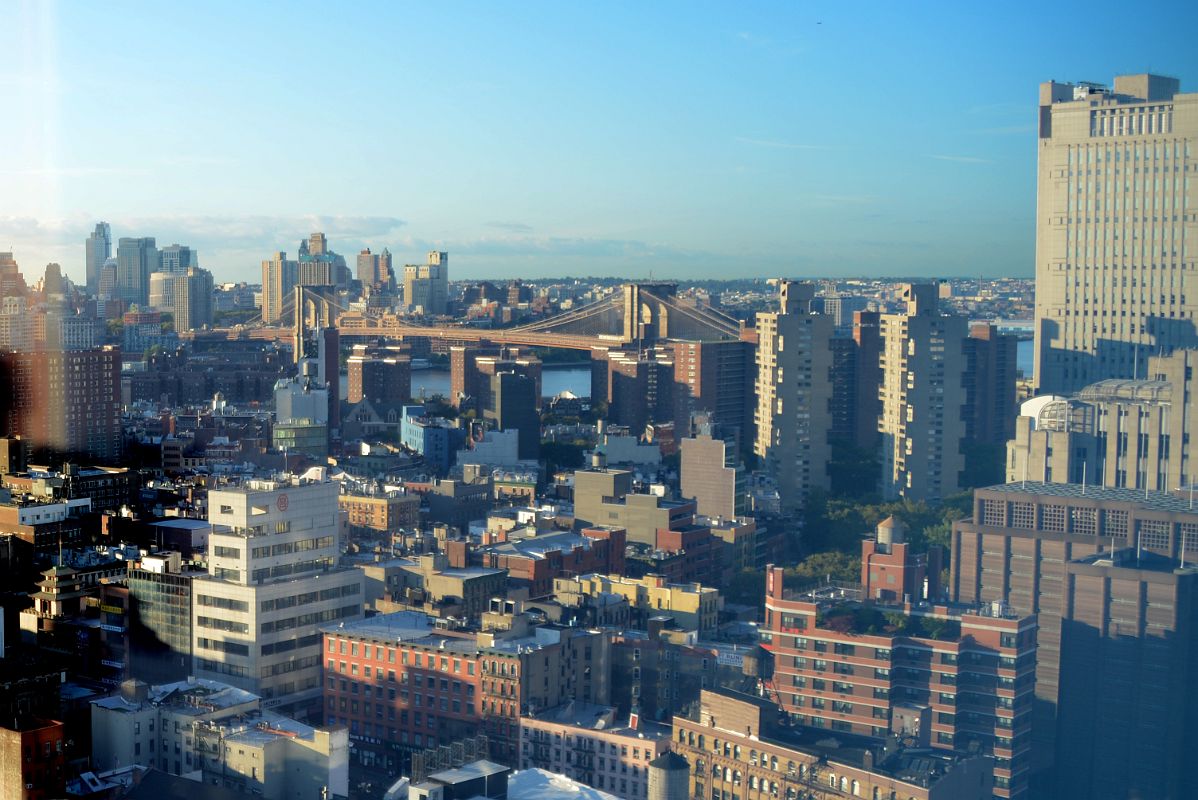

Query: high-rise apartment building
left=191, top=478, right=364, bottom=717
left=879, top=284, right=968, bottom=502
left=261, top=251, right=298, bottom=324
left=347, top=350, right=412, bottom=404
left=754, top=280, right=835, bottom=512
left=404, top=252, right=449, bottom=315
left=115, top=237, right=159, bottom=306
left=951, top=482, right=1198, bottom=795
left=1034, top=74, right=1198, bottom=394
left=85, top=222, right=111, bottom=295
left=0, top=346, right=122, bottom=462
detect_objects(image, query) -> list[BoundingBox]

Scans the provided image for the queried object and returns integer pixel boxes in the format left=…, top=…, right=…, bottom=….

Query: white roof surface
left=499, top=769, right=621, bottom=800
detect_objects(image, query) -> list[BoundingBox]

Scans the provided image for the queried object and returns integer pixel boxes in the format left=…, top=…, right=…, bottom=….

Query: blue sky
left=1, top=1, right=1195, bottom=284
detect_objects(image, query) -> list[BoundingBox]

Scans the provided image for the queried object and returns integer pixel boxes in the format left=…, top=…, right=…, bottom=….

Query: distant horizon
left=3, top=2, right=1195, bottom=284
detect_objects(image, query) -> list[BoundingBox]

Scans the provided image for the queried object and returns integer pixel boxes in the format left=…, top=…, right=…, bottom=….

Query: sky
left=1, top=1, right=1196, bottom=285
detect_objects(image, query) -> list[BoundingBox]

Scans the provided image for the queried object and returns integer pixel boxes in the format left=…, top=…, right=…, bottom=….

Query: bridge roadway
left=196, top=318, right=628, bottom=350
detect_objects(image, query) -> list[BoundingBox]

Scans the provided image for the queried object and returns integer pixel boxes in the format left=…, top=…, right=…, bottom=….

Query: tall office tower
left=484, top=371, right=540, bottom=460
left=115, top=237, right=158, bottom=306
left=680, top=428, right=746, bottom=520
left=85, top=222, right=111, bottom=294
left=952, top=484, right=1198, bottom=799
left=0, top=346, right=122, bottom=462
left=1034, top=74, right=1198, bottom=394
left=174, top=267, right=214, bottom=331
left=148, top=271, right=181, bottom=311
left=1008, top=348, right=1198, bottom=490
left=97, top=260, right=117, bottom=299
left=192, top=478, right=364, bottom=718
left=158, top=244, right=196, bottom=273
left=261, top=251, right=297, bottom=324
left=308, top=231, right=328, bottom=256
left=753, top=280, right=835, bottom=513
left=0, top=296, right=32, bottom=350
left=0, top=252, right=27, bottom=299
left=356, top=248, right=377, bottom=286
left=879, top=284, right=969, bottom=502
left=403, top=251, right=449, bottom=315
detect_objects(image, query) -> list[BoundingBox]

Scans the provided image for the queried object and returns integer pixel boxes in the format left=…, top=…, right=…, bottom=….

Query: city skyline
left=2, top=1, right=1195, bottom=283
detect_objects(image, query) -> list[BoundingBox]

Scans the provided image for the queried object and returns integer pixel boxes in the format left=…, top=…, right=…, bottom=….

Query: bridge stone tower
left=622, top=282, right=679, bottom=344
left=293, top=284, right=339, bottom=363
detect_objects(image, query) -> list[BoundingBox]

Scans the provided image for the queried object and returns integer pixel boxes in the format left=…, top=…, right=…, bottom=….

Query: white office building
left=192, top=478, right=364, bottom=718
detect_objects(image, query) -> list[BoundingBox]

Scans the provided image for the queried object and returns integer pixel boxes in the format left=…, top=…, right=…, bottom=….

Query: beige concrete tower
left=1034, top=74, right=1198, bottom=394
left=879, top=283, right=968, bottom=502
left=753, top=280, right=835, bottom=512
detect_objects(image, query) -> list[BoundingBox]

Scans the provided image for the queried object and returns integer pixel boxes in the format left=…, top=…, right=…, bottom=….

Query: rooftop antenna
left=1133, top=346, right=1139, bottom=379
left=1081, top=461, right=1087, bottom=495
left=1022, top=452, right=1028, bottom=489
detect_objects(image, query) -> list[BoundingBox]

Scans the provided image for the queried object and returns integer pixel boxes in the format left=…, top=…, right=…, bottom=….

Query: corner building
left=764, top=567, right=1036, bottom=799
left=192, top=479, right=364, bottom=718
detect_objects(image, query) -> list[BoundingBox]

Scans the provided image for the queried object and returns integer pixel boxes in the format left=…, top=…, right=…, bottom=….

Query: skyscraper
left=115, top=236, right=158, bottom=306
left=879, top=283, right=968, bottom=502
left=753, top=280, right=835, bottom=512
left=158, top=243, right=196, bottom=273
left=1034, top=74, right=1198, bottom=394
left=261, top=251, right=297, bottom=324
left=85, top=222, right=111, bottom=295
left=403, top=251, right=449, bottom=315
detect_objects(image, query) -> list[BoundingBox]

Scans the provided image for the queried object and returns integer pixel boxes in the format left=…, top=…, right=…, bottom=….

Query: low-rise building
left=554, top=573, right=721, bottom=635
left=90, top=678, right=348, bottom=799
left=672, top=690, right=994, bottom=800
left=518, top=703, right=671, bottom=800
left=475, top=527, right=626, bottom=598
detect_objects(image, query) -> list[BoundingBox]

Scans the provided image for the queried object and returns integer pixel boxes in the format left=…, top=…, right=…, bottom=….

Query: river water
left=407, top=365, right=593, bottom=400
left=351, top=343, right=1033, bottom=402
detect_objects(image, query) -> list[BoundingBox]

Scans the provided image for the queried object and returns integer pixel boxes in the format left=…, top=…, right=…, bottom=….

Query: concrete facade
left=1034, top=74, right=1198, bottom=394
left=192, top=479, right=364, bottom=717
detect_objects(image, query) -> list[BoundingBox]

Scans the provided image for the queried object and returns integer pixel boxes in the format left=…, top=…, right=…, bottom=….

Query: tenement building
left=1034, top=74, right=1198, bottom=394
left=951, top=482, right=1198, bottom=799
left=191, top=478, right=364, bottom=718
left=671, top=689, right=994, bottom=800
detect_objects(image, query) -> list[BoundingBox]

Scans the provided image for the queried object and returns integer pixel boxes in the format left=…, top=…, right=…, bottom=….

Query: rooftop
left=1073, top=547, right=1198, bottom=575
left=980, top=481, right=1198, bottom=514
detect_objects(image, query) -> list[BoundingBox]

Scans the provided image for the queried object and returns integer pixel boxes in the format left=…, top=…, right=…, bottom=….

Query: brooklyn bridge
left=197, top=281, right=747, bottom=353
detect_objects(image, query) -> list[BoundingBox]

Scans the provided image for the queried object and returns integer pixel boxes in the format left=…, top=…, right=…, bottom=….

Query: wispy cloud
left=929, top=154, right=991, bottom=164
left=735, top=137, right=829, bottom=151
left=485, top=221, right=533, bottom=234
left=0, top=166, right=147, bottom=178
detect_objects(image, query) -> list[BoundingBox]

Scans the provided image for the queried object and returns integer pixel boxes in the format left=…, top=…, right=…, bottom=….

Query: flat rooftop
left=980, top=481, right=1198, bottom=514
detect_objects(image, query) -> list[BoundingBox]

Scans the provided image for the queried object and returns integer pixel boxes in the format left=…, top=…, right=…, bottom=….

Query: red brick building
left=474, top=526, right=626, bottom=598
left=764, top=563, right=1037, bottom=800
left=0, top=719, right=66, bottom=800
left=322, top=612, right=609, bottom=771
